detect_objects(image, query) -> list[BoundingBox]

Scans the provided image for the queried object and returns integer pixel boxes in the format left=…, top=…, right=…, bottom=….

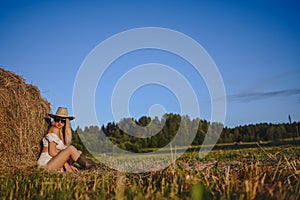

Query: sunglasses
left=54, top=118, right=66, bottom=123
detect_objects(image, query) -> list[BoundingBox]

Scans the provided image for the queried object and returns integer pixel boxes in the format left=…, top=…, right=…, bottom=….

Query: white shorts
left=37, top=152, right=52, bottom=168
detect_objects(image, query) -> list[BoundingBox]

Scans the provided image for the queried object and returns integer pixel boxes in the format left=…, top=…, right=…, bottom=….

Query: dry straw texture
left=0, top=68, right=50, bottom=168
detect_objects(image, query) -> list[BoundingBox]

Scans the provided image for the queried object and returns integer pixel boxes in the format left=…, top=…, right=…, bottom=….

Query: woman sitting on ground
left=37, top=107, right=98, bottom=172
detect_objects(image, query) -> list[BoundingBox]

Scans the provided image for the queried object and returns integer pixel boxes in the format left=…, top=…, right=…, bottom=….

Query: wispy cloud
left=248, top=69, right=300, bottom=91
left=227, top=88, right=300, bottom=103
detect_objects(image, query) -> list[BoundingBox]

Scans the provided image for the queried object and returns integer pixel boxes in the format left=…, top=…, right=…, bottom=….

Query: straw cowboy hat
left=48, top=107, right=75, bottom=120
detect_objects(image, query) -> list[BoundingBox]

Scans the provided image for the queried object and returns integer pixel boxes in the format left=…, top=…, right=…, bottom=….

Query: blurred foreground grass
left=0, top=145, right=299, bottom=200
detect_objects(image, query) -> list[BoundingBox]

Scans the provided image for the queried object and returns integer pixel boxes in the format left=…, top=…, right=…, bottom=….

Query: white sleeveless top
left=42, top=133, right=67, bottom=150
left=37, top=133, right=67, bottom=167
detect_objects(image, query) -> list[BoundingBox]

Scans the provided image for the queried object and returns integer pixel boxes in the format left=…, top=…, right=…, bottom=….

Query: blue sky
left=1, top=0, right=300, bottom=128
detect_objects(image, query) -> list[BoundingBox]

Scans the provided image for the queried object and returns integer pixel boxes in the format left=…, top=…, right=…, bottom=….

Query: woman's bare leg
left=45, top=145, right=81, bottom=171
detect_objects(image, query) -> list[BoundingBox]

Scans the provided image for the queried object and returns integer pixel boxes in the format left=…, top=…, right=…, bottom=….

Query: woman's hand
left=64, top=162, right=78, bottom=173
left=70, top=165, right=79, bottom=173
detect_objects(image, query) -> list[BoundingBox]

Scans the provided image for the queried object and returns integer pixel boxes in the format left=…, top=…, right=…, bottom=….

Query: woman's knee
left=67, top=145, right=82, bottom=155
left=67, top=145, right=77, bottom=152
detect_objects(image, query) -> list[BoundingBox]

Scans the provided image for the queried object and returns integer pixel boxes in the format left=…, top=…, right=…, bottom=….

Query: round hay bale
left=0, top=68, right=51, bottom=168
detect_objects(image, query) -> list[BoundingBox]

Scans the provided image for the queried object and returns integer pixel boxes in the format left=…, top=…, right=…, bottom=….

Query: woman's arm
left=48, top=142, right=60, bottom=157
left=47, top=126, right=62, bottom=157
left=63, top=162, right=72, bottom=171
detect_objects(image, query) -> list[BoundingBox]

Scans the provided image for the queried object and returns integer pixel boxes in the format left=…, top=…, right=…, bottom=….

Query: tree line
left=74, top=113, right=300, bottom=153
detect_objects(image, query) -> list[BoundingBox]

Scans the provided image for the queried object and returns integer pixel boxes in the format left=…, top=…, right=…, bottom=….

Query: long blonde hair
left=64, top=118, right=72, bottom=145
